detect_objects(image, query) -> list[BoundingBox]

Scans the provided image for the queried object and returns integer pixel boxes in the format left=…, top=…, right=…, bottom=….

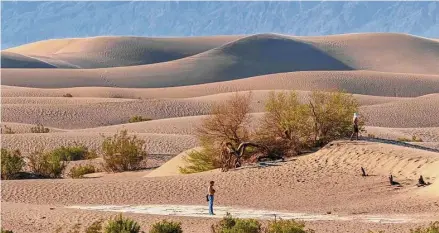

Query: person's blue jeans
left=208, top=195, right=214, bottom=215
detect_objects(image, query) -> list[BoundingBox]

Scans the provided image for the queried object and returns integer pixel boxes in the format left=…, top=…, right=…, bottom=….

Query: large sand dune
left=2, top=35, right=242, bottom=68
left=2, top=33, right=439, bottom=88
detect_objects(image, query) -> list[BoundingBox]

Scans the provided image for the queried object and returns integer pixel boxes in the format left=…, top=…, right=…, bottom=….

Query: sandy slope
left=0, top=132, right=198, bottom=156
left=2, top=141, right=439, bottom=233
left=1, top=122, right=67, bottom=133
left=2, top=93, right=436, bottom=129
left=2, top=35, right=242, bottom=68
left=1, top=51, right=58, bottom=68
left=2, top=33, right=439, bottom=88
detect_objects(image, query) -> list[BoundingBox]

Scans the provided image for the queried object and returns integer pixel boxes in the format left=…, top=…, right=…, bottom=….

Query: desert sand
left=1, top=33, right=439, bottom=233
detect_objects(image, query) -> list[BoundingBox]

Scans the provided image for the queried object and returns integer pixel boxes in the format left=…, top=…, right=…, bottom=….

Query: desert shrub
left=1, top=148, right=25, bottom=180
left=128, top=116, right=152, bottom=123
left=102, top=130, right=147, bottom=172
left=412, top=135, right=423, bottom=142
left=2, top=125, right=15, bottom=134
left=367, top=134, right=376, bottom=138
left=1, top=229, right=14, bottom=233
left=212, top=213, right=261, bottom=233
left=180, top=92, right=253, bottom=173
left=397, top=135, right=423, bottom=142
left=179, top=147, right=219, bottom=174
left=63, top=93, right=73, bottom=97
left=69, top=164, right=96, bottom=178
left=150, top=220, right=183, bottom=233
left=410, top=221, right=439, bottom=233
left=85, top=220, right=104, bottom=233
left=257, top=91, right=314, bottom=157
left=104, top=214, right=141, bottom=233
left=308, top=91, right=361, bottom=146
left=30, top=124, right=50, bottom=133
left=52, top=144, right=98, bottom=161
left=266, top=219, right=315, bottom=233
left=28, top=148, right=68, bottom=178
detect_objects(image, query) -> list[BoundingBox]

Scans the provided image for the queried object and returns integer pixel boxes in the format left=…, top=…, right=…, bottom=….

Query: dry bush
left=266, top=219, right=315, bottom=233
left=30, top=124, right=50, bottom=133
left=28, top=148, right=69, bottom=178
left=102, top=130, right=147, bottom=172
left=1, top=125, right=15, bottom=134
left=63, top=93, right=73, bottom=97
left=211, top=213, right=261, bottom=233
left=1, top=148, right=25, bottom=180
left=128, top=116, right=152, bottom=123
left=180, top=92, right=253, bottom=173
left=69, top=164, right=97, bottom=179
left=308, top=91, right=361, bottom=146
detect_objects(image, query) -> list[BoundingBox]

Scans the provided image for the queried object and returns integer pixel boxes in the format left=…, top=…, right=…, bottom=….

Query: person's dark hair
left=210, top=181, right=214, bottom=185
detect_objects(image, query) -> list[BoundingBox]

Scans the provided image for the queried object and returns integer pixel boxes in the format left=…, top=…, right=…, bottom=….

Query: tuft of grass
left=128, top=116, right=152, bottom=123
left=397, top=135, right=423, bottom=142
left=69, top=164, right=97, bottom=179
left=30, top=124, right=50, bottom=133
left=104, top=214, right=142, bottom=233
left=150, top=220, right=183, bottom=233
left=63, top=93, right=73, bottom=97
left=2, top=125, right=15, bottom=134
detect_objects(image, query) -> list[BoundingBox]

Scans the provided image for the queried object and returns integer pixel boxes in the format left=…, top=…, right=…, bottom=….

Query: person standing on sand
left=207, top=181, right=216, bottom=215
left=350, top=112, right=359, bottom=141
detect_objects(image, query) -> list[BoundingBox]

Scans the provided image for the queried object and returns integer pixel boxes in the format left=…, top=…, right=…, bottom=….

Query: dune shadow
left=362, top=137, right=439, bottom=153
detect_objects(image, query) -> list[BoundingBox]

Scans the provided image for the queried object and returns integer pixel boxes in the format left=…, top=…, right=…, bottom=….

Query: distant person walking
left=350, top=112, right=359, bottom=141
left=207, top=181, right=216, bottom=215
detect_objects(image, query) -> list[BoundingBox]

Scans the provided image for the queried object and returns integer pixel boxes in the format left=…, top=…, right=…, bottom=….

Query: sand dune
left=0, top=132, right=197, bottom=156
left=1, top=51, right=58, bottom=68
left=2, top=33, right=438, bottom=88
left=3, top=70, right=439, bottom=97
left=3, top=35, right=242, bottom=68
left=1, top=91, right=419, bottom=129
left=362, top=94, right=439, bottom=127
left=1, top=122, right=67, bottom=134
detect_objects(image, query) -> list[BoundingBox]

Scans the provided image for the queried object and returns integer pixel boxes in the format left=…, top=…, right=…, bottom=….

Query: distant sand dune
left=2, top=33, right=438, bottom=88
left=3, top=36, right=242, bottom=68
left=1, top=51, right=58, bottom=68
left=2, top=70, right=439, bottom=97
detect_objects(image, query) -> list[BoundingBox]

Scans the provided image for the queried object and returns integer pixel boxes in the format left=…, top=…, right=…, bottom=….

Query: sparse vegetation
left=104, top=214, right=142, bottom=233
left=63, top=93, right=73, bottom=97
left=367, top=134, right=376, bottom=138
left=179, top=148, right=218, bottom=174
left=102, top=130, right=147, bottom=172
left=1, top=229, right=14, bottom=233
left=28, top=148, right=68, bottom=178
left=410, top=221, right=439, bottom=233
left=266, top=219, right=315, bottom=233
left=2, top=125, right=15, bottom=134
left=211, top=213, right=261, bottom=233
left=128, top=116, right=152, bottom=123
left=397, top=135, right=423, bottom=142
left=30, top=123, right=50, bottom=133
left=1, top=148, right=25, bottom=180
left=69, top=164, right=97, bottom=178
left=52, top=144, right=98, bottom=161
left=150, top=220, right=183, bottom=233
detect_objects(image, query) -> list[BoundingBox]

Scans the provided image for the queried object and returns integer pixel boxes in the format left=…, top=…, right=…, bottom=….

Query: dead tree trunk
left=361, top=167, right=367, bottom=177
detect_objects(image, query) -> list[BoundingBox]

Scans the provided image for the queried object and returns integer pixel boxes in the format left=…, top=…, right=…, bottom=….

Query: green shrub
left=102, top=130, right=147, bottom=172
left=52, top=144, right=97, bottom=161
left=104, top=214, right=141, bottom=233
left=397, top=136, right=423, bottom=142
left=69, top=164, right=97, bottom=179
left=2, top=125, right=15, bottom=134
left=63, top=93, right=73, bottom=97
left=1, top=229, right=14, bottom=233
left=179, top=148, right=218, bottom=174
left=1, top=148, right=25, bottom=180
left=212, top=213, right=261, bottom=233
left=150, top=220, right=183, bottom=233
left=28, top=148, right=68, bottom=178
left=266, top=219, right=314, bottom=233
left=410, top=221, right=439, bottom=233
left=128, top=116, right=152, bottom=123
left=85, top=220, right=104, bottom=233
left=30, top=124, right=50, bottom=133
